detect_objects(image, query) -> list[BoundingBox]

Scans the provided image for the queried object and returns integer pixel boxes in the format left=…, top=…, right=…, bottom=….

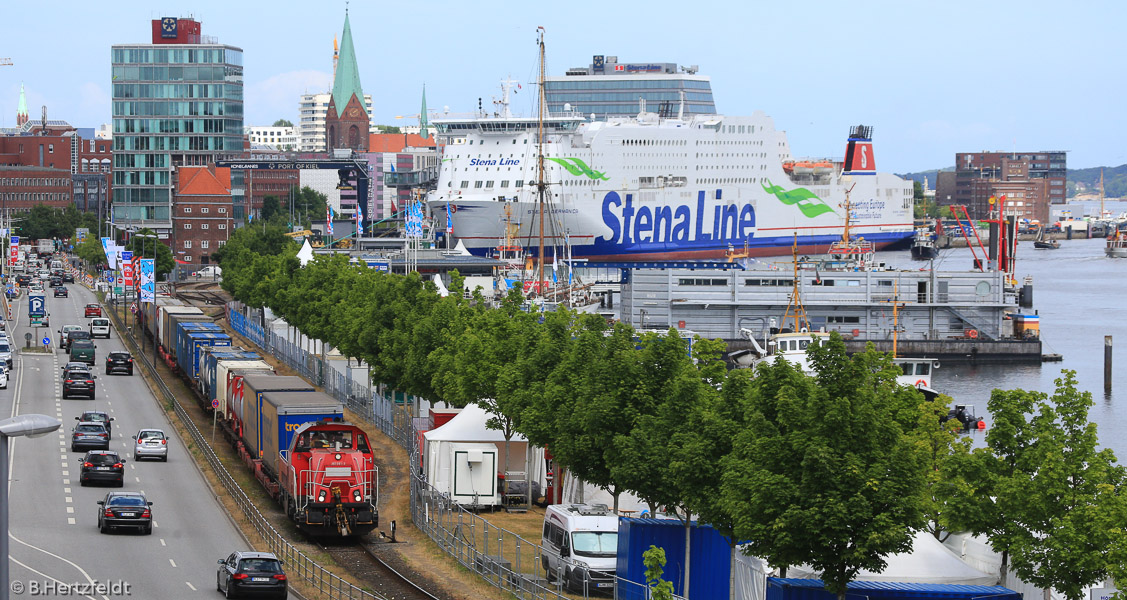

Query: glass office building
left=544, top=55, right=716, bottom=119
left=111, top=23, right=243, bottom=232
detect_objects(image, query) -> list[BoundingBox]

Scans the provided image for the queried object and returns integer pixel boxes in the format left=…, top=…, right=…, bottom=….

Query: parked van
left=542, top=504, right=618, bottom=594
left=89, top=318, right=111, bottom=339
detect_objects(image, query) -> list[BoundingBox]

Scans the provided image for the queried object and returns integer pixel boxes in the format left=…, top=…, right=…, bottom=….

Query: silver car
left=132, top=429, right=168, bottom=461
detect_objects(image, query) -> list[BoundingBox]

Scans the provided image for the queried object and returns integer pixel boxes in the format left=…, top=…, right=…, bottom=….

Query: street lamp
left=1, top=414, right=62, bottom=600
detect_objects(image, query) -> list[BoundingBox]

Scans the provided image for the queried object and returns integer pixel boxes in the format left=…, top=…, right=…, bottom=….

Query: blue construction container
left=616, top=517, right=736, bottom=600
left=766, top=579, right=1022, bottom=600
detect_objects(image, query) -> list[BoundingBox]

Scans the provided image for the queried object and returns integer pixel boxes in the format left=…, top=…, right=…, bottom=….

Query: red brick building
left=245, top=168, right=299, bottom=214
left=0, top=129, right=113, bottom=215
left=324, top=12, right=369, bottom=153
left=935, top=151, right=1066, bottom=221
left=0, top=165, right=74, bottom=210
left=173, top=165, right=233, bottom=265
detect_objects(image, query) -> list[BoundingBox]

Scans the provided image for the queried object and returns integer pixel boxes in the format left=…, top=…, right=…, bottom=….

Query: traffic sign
left=130, top=302, right=138, bottom=314
left=211, top=399, right=219, bottom=409
left=106, top=275, right=115, bottom=283
left=113, top=286, right=123, bottom=295
left=28, top=294, right=45, bottom=317
left=42, top=337, right=49, bottom=347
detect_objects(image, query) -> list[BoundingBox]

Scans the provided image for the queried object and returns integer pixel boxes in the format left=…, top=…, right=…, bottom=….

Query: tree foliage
left=273, top=118, right=293, bottom=128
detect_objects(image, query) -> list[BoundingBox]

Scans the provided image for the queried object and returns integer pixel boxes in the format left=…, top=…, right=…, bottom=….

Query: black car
left=49, top=277, right=62, bottom=287
left=79, top=450, right=125, bottom=487
left=217, top=552, right=288, bottom=599
left=76, top=411, right=112, bottom=436
left=105, top=351, right=134, bottom=375
left=63, top=369, right=96, bottom=399
left=15, top=274, right=30, bottom=286
left=62, top=272, right=74, bottom=283
left=71, top=422, right=109, bottom=451
left=97, top=491, right=152, bottom=534
left=54, top=286, right=69, bottom=297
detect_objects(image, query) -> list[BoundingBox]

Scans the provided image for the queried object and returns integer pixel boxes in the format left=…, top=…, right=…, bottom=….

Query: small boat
left=910, top=227, right=939, bottom=260
left=1032, top=226, right=1059, bottom=250
left=1107, top=231, right=1127, bottom=258
left=941, top=404, right=985, bottom=432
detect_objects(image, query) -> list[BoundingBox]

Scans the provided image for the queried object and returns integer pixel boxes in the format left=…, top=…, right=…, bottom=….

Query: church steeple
left=325, top=9, right=369, bottom=152
left=16, top=83, right=28, bottom=127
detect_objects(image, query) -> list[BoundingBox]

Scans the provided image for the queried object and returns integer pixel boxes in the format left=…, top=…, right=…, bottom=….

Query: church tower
left=324, top=10, right=368, bottom=153
left=16, top=83, right=28, bottom=127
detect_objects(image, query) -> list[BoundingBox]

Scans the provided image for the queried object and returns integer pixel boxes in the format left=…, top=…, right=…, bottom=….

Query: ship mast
left=536, top=26, right=547, bottom=296
left=782, top=234, right=809, bottom=332
left=1100, top=168, right=1105, bottom=220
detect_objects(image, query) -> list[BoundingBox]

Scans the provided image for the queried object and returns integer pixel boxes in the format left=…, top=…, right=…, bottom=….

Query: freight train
left=137, top=297, right=379, bottom=537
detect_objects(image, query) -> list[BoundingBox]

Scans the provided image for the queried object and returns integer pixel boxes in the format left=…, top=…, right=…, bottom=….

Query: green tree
left=290, top=186, right=328, bottom=227
left=959, top=372, right=1123, bottom=600
left=914, top=395, right=973, bottom=542
left=643, top=546, right=675, bottom=600
left=261, top=196, right=282, bottom=223
left=75, top=235, right=107, bottom=268
left=375, top=125, right=401, bottom=134
left=273, top=119, right=293, bottom=127
left=722, top=336, right=929, bottom=599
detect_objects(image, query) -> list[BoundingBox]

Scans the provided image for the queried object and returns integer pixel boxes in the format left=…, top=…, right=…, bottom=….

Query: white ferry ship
left=427, top=82, right=914, bottom=260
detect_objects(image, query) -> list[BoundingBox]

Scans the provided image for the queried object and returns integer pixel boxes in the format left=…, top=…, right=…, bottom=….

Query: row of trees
left=73, top=227, right=175, bottom=281
left=10, top=204, right=102, bottom=242
left=216, top=224, right=1127, bottom=600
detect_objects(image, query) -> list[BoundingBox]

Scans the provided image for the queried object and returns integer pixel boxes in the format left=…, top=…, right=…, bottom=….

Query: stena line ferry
left=427, top=81, right=915, bottom=261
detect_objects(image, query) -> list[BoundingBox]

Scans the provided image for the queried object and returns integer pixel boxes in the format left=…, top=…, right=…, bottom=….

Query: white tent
left=788, top=531, right=996, bottom=585
left=422, top=403, right=544, bottom=506
left=296, top=240, right=314, bottom=266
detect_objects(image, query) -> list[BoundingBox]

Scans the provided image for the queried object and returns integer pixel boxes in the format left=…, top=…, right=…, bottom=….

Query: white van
left=89, top=317, right=111, bottom=339
left=542, top=504, right=618, bottom=594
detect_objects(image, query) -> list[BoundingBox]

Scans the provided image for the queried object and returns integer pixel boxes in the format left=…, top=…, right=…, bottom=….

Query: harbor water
left=878, top=236, right=1127, bottom=459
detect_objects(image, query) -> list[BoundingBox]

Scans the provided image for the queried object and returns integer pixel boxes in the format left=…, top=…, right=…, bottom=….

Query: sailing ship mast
left=535, top=26, right=547, bottom=296
left=1100, top=168, right=1106, bottom=220
left=781, top=234, right=809, bottom=332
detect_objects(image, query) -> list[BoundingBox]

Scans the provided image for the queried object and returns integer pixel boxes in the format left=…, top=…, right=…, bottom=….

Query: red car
left=84, top=304, right=102, bottom=318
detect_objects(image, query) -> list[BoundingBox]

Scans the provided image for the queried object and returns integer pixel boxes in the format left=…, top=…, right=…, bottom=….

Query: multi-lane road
left=4, top=273, right=247, bottom=599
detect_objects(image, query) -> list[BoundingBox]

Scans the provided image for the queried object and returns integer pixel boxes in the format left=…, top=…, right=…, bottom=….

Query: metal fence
left=225, top=302, right=667, bottom=600
left=108, top=305, right=388, bottom=600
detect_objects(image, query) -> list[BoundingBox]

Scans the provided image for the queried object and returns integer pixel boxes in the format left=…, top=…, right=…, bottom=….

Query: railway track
left=315, top=539, right=449, bottom=600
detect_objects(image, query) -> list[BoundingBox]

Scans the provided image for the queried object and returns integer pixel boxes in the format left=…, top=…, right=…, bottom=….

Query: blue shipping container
left=201, top=350, right=261, bottom=401
left=766, top=579, right=1022, bottom=600
left=616, top=518, right=736, bottom=600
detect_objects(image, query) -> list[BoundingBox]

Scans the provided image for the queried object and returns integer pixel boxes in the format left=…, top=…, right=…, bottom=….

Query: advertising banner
left=122, top=251, right=134, bottom=287
left=139, top=258, right=155, bottom=303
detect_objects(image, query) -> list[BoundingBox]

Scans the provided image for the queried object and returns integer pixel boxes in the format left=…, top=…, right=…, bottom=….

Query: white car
left=0, top=366, right=8, bottom=389
left=133, top=429, right=168, bottom=461
left=89, top=318, right=111, bottom=339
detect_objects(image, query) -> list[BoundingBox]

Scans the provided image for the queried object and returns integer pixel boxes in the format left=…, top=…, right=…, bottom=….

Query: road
left=4, top=275, right=247, bottom=599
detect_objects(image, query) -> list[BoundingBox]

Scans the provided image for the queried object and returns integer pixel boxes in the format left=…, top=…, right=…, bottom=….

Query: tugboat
left=910, top=226, right=940, bottom=260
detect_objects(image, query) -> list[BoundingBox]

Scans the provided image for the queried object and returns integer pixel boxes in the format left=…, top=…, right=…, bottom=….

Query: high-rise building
left=111, top=17, right=244, bottom=234
left=544, top=55, right=716, bottom=119
left=935, top=151, right=1067, bottom=221
left=324, top=11, right=369, bottom=153
left=298, top=92, right=373, bottom=153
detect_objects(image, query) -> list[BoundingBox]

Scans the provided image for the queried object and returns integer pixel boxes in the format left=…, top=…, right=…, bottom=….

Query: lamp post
left=1, top=414, right=62, bottom=600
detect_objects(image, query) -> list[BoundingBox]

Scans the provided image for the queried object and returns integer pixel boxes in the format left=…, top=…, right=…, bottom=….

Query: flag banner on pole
left=446, top=202, right=453, bottom=234
left=355, top=203, right=364, bottom=236
left=122, top=251, right=134, bottom=287
left=133, top=257, right=141, bottom=291
left=406, top=202, right=424, bottom=239
left=8, top=236, right=18, bottom=266
left=327, top=205, right=334, bottom=237
left=139, top=258, right=155, bottom=303
left=552, top=246, right=558, bottom=286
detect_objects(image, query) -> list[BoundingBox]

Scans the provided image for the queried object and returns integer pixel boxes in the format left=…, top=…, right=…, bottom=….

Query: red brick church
left=324, top=11, right=369, bottom=152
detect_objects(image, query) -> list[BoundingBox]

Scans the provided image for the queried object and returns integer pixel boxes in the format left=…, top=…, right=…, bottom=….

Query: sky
left=1, top=0, right=1123, bottom=174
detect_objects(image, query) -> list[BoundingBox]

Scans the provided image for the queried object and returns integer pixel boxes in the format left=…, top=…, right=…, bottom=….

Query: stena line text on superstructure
left=469, top=158, right=521, bottom=166
left=598, top=190, right=756, bottom=245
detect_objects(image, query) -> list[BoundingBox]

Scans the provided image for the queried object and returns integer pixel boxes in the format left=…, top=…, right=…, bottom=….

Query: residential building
left=244, top=125, right=297, bottom=150
left=324, top=11, right=369, bottom=153
left=111, top=16, right=244, bottom=234
left=544, top=55, right=716, bottom=119
left=297, top=92, right=374, bottom=153
left=935, top=151, right=1067, bottom=221
left=172, top=165, right=233, bottom=264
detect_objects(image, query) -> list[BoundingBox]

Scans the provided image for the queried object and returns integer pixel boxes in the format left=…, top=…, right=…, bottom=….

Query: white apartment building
left=244, top=126, right=298, bottom=150
left=297, top=93, right=376, bottom=153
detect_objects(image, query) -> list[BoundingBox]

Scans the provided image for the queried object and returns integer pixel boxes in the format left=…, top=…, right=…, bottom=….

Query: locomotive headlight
left=335, top=453, right=342, bottom=460
left=318, top=490, right=327, bottom=503
left=353, top=490, right=362, bottom=502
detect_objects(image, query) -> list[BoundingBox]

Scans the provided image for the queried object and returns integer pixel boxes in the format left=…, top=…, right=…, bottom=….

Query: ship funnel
left=843, top=124, right=875, bottom=174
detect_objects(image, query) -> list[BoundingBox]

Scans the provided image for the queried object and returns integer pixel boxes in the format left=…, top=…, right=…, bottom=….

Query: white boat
left=1107, top=233, right=1127, bottom=258
left=428, top=60, right=914, bottom=261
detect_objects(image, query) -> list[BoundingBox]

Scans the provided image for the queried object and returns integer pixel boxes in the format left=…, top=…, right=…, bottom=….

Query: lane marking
left=185, top=582, right=196, bottom=591
left=66, top=517, right=75, bottom=525
left=63, top=487, right=70, bottom=493
left=134, top=477, right=140, bottom=482
left=64, top=496, right=71, bottom=503
left=169, top=559, right=177, bottom=568
left=66, top=507, right=73, bottom=514
left=160, top=539, right=166, bottom=546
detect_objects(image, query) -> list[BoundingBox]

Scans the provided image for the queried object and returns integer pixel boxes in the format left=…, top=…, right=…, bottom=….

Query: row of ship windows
left=680, top=278, right=866, bottom=288
left=545, top=80, right=713, bottom=90
left=448, top=177, right=790, bottom=189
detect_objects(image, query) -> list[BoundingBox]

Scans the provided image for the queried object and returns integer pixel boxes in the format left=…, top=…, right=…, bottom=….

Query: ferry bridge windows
left=827, top=316, right=860, bottom=324
left=485, top=181, right=494, bottom=188
left=460, top=181, right=469, bottom=188
left=474, top=181, right=484, bottom=188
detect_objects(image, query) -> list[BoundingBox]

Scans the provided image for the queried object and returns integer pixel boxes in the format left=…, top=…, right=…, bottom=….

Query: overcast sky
left=1, top=0, right=1121, bottom=173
